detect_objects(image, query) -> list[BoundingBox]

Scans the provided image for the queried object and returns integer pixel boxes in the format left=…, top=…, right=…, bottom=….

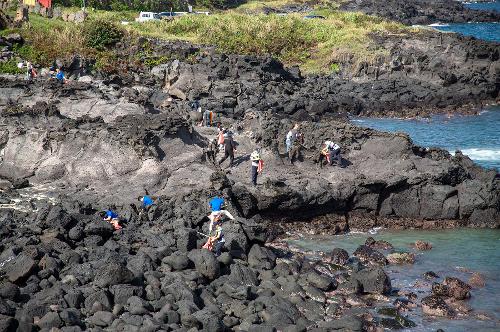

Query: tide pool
left=289, top=228, right=500, bottom=331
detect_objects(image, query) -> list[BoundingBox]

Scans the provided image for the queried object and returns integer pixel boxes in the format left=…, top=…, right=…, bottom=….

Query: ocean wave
left=458, top=148, right=500, bottom=161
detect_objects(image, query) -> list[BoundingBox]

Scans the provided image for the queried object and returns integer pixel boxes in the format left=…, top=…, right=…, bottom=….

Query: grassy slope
left=1, top=5, right=418, bottom=74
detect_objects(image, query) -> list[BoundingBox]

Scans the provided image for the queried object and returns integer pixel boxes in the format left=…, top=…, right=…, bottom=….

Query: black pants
left=329, top=150, right=342, bottom=165
left=215, top=241, right=224, bottom=256
left=289, top=146, right=301, bottom=163
left=251, top=165, right=258, bottom=185
left=219, top=149, right=234, bottom=166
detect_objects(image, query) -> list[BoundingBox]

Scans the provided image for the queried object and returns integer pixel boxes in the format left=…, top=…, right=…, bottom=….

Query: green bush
left=0, top=59, right=24, bottom=74
left=83, top=19, right=123, bottom=51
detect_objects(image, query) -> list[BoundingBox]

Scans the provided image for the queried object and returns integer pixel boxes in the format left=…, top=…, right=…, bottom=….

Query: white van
left=135, top=12, right=160, bottom=22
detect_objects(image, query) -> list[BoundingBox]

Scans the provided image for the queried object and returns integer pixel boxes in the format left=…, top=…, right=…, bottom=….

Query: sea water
left=289, top=228, right=500, bottom=331
left=351, top=106, right=500, bottom=171
left=430, top=1, right=500, bottom=42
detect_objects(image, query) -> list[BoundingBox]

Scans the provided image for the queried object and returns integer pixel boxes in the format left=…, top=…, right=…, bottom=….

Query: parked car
left=135, top=12, right=160, bottom=22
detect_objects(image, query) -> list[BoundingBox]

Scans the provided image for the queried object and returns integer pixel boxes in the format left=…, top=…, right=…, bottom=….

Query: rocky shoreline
left=339, top=0, right=500, bottom=25
left=0, top=10, right=499, bottom=331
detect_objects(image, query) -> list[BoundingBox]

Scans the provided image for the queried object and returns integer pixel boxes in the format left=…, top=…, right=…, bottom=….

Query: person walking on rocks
left=218, top=130, right=236, bottom=167
left=250, top=149, right=264, bottom=186
left=103, top=206, right=122, bottom=230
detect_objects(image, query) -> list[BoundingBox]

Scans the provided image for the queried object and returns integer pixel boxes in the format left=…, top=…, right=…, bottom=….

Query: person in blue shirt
left=103, top=207, right=121, bottom=230
left=138, top=194, right=154, bottom=215
left=207, top=196, right=234, bottom=234
left=55, top=68, right=67, bottom=83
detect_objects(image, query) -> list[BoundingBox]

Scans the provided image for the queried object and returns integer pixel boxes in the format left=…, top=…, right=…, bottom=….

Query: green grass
left=5, top=7, right=418, bottom=74
left=126, top=10, right=413, bottom=73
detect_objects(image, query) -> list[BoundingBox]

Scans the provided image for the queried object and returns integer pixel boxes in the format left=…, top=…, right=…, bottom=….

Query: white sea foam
left=429, top=23, right=450, bottom=27
left=458, top=148, right=500, bottom=161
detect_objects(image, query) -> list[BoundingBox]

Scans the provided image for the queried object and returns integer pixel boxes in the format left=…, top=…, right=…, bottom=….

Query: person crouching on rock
left=55, top=68, right=68, bottom=84
left=208, top=196, right=234, bottom=234
left=250, top=149, right=264, bottom=186
left=102, top=206, right=122, bottom=230
left=320, top=140, right=344, bottom=168
left=138, top=194, right=154, bottom=215
left=218, top=130, right=236, bottom=167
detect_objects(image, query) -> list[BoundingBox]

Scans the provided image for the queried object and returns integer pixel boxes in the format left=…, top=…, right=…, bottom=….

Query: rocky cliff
left=0, top=75, right=498, bottom=228
left=339, top=0, right=500, bottom=25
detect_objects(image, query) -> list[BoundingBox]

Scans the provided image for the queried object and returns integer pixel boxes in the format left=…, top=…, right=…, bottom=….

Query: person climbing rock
left=218, top=130, right=236, bottom=167
left=138, top=194, right=154, bottom=214
left=250, top=149, right=264, bottom=186
left=211, top=219, right=225, bottom=257
left=208, top=196, right=234, bottom=234
left=103, top=207, right=121, bottom=230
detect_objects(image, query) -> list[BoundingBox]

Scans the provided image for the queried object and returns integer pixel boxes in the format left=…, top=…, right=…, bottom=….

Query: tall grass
left=129, top=11, right=410, bottom=72
left=6, top=9, right=414, bottom=73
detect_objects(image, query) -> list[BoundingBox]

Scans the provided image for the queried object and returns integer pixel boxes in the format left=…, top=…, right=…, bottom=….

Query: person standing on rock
left=218, top=130, right=236, bottom=167
left=203, top=109, right=211, bottom=127
left=285, top=124, right=299, bottom=155
left=217, top=126, right=225, bottom=151
left=289, top=131, right=304, bottom=164
left=250, top=149, right=264, bottom=186
left=206, top=138, right=219, bottom=164
left=25, top=61, right=36, bottom=83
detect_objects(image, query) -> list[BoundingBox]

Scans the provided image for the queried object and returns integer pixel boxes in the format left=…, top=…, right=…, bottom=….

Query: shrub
left=83, top=19, right=123, bottom=51
left=0, top=59, right=23, bottom=74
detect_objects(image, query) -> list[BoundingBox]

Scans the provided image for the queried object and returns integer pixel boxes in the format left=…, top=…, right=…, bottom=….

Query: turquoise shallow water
left=352, top=106, right=500, bottom=171
left=289, top=228, right=500, bottom=331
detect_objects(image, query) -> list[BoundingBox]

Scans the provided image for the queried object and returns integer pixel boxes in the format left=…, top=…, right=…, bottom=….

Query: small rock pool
left=288, top=228, right=500, bottom=331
